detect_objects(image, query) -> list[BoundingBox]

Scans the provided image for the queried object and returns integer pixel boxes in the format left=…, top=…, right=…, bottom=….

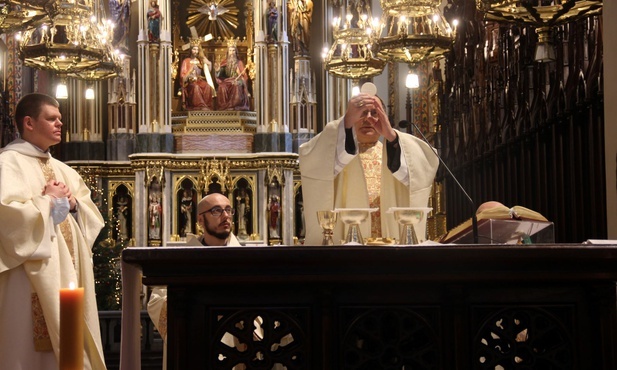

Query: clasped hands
left=345, top=93, right=397, bottom=142
left=43, top=180, right=77, bottom=211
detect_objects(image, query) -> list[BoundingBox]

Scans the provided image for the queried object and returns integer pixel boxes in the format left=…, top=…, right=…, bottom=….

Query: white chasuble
left=0, top=139, right=106, bottom=370
left=299, top=117, right=439, bottom=246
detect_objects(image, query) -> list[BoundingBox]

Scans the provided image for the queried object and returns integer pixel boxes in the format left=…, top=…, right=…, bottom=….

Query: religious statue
left=117, top=77, right=127, bottom=104
left=268, top=195, right=281, bottom=239
left=288, top=0, right=313, bottom=55
left=148, top=177, right=163, bottom=240
left=215, top=42, right=250, bottom=111
left=116, top=196, right=130, bottom=241
left=147, top=0, right=161, bottom=43
left=180, top=42, right=215, bottom=110
left=149, top=193, right=162, bottom=240
left=267, top=1, right=279, bottom=43
left=235, top=188, right=250, bottom=238
left=179, top=189, right=194, bottom=237
left=110, top=0, right=130, bottom=47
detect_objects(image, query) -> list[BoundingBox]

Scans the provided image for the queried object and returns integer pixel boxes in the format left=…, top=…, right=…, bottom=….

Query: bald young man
left=147, top=193, right=240, bottom=369
left=189, top=192, right=241, bottom=246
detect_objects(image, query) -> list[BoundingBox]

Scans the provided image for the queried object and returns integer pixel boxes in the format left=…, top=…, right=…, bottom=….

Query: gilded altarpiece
left=127, top=153, right=298, bottom=247
left=71, top=163, right=136, bottom=244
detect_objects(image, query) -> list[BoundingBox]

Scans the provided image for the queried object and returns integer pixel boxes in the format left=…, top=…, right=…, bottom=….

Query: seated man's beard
left=205, top=220, right=231, bottom=240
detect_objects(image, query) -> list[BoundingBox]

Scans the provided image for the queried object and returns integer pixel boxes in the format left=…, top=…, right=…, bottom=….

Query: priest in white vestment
left=299, top=87, right=439, bottom=245
left=0, top=93, right=106, bottom=370
left=147, top=193, right=241, bottom=369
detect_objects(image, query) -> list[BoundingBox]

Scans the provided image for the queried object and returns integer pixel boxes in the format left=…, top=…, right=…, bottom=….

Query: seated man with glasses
left=188, top=192, right=241, bottom=246
left=147, top=193, right=241, bottom=368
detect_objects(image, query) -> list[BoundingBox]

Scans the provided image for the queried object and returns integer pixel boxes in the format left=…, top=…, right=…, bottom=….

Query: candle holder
left=387, top=207, right=432, bottom=245
left=335, top=208, right=377, bottom=245
left=317, top=210, right=338, bottom=246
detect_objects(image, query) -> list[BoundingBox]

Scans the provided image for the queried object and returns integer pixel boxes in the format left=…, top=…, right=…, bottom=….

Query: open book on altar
left=440, top=205, right=554, bottom=244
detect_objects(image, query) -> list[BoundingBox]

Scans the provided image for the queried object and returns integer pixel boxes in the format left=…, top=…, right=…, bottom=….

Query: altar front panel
left=123, top=245, right=617, bottom=370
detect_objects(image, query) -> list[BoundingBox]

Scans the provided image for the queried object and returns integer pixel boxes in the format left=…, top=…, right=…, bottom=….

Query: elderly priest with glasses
left=299, top=83, right=439, bottom=245
left=147, top=193, right=241, bottom=368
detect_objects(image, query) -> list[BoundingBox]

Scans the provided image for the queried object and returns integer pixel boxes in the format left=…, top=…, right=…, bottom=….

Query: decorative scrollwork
left=211, top=309, right=307, bottom=370
left=145, top=164, right=165, bottom=188
left=199, top=158, right=232, bottom=194
left=341, top=308, right=440, bottom=369
left=266, top=163, right=284, bottom=185
left=474, top=307, right=573, bottom=369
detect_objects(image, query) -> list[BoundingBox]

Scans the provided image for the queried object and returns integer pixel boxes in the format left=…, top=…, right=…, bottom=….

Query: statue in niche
left=288, top=0, right=313, bottom=55
left=149, top=194, right=162, bottom=240
left=148, top=178, right=162, bottom=240
left=117, top=77, right=127, bottom=104
left=266, top=1, right=278, bottom=42
left=116, top=195, right=130, bottom=241
left=215, top=41, right=250, bottom=111
left=147, top=0, right=161, bottom=43
left=181, top=42, right=215, bottom=110
left=235, top=188, right=251, bottom=239
left=179, top=188, right=196, bottom=237
left=268, top=195, right=281, bottom=239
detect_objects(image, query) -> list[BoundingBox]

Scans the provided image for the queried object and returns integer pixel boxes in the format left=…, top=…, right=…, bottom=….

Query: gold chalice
left=334, top=208, right=377, bottom=245
left=387, top=207, right=432, bottom=245
left=317, top=210, right=338, bottom=245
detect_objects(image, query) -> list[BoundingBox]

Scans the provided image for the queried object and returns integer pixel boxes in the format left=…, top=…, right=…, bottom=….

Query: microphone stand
left=407, top=121, right=479, bottom=244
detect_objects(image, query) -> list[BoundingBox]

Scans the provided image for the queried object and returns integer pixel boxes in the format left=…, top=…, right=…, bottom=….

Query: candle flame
left=69, top=282, right=76, bottom=289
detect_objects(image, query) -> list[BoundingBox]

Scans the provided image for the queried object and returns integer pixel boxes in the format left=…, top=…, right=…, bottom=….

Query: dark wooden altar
left=122, top=244, right=617, bottom=370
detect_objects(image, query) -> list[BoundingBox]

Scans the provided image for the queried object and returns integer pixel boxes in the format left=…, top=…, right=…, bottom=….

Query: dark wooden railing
left=440, top=1, right=605, bottom=243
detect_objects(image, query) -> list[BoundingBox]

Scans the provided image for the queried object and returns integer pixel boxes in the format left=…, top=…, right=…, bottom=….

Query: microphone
left=399, top=120, right=479, bottom=244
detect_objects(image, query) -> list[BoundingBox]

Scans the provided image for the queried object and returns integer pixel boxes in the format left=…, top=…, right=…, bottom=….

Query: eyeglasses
left=200, top=206, right=235, bottom=217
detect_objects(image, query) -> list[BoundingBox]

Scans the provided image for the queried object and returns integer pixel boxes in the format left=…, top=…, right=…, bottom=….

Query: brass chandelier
left=18, top=0, right=119, bottom=76
left=0, top=0, right=49, bottom=32
left=376, top=0, right=456, bottom=64
left=476, top=0, right=603, bottom=62
left=323, top=0, right=456, bottom=80
left=323, top=1, right=385, bottom=80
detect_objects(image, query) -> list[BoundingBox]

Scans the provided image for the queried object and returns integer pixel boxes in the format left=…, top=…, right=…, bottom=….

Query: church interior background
left=0, top=0, right=615, bottom=368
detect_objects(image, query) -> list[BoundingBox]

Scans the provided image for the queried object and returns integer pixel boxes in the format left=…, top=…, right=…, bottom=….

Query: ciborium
left=334, top=208, right=377, bottom=245
left=317, top=210, right=338, bottom=245
left=387, top=207, right=432, bottom=245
